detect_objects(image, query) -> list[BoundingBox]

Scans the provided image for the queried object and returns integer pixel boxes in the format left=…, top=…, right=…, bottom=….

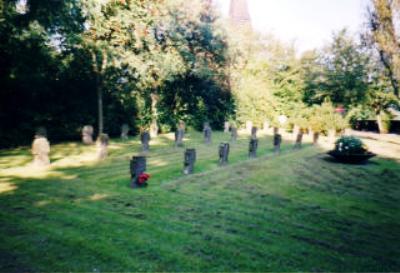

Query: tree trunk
left=150, top=93, right=159, bottom=137
left=97, top=77, right=104, bottom=135
left=376, top=111, right=387, bottom=134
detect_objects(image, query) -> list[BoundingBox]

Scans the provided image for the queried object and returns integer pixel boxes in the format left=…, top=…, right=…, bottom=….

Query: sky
left=214, top=0, right=370, bottom=52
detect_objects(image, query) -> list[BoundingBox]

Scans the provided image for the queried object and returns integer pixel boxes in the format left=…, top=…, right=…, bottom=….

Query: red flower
left=138, top=173, right=150, bottom=184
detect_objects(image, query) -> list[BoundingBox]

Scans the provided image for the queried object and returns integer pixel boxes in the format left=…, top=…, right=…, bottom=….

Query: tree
left=368, top=0, right=400, bottom=97
left=305, top=29, right=371, bottom=108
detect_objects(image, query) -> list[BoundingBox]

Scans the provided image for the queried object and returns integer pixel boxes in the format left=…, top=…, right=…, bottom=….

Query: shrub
left=334, top=136, right=368, bottom=155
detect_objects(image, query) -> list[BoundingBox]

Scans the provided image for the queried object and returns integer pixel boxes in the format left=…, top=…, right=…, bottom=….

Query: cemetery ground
left=0, top=131, right=399, bottom=272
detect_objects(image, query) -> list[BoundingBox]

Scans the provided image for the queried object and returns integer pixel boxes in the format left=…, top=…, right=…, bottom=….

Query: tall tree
left=306, top=29, right=370, bottom=108
left=368, top=0, right=400, bottom=97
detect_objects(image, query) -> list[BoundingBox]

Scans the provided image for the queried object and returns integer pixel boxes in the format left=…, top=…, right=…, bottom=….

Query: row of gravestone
left=129, top=125, right=322, bottom=189
left=30, top=121, right=309, bottom=168
left=31, top=127, right=112, bottom=167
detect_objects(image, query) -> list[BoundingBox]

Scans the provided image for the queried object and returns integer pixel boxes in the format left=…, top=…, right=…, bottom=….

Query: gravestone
left=130, top=156, right=147, bottom=188
left=294, top=130, right=303, bottom=149
left=140, top=131, right=150, bottom=152
left=251, top=126, right=258, bottom=139
left=313, top=132, right=320, bottom=145
left=219, top=143, right=230, bottom=166
left=246, top=121, right=253, bottom=133
left=97, top=133, right=109, bottom=160
left=175, top=121, right=185, bottom=147
left=203, top=122, right=212, bottom=144
left=121, top=124, right=129, bottom=140
left=183, top=149, right=196, bottom=174
left=230, top=127, right=238, bottom=142
left=224, top=121, right=230, bottom=133
left=249, top=138, right=258, bottom=158
left=274, top=133, right=282, bottom=153
left=31, top=134, right=50, bottom=167
left=82, top=125, right=94, bottom=145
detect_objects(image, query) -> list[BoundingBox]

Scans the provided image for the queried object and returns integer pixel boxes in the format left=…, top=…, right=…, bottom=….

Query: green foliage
left=0, top=0, right=233, bottom=147
left=302, top=29, right=371, bottom=107
left=334, top=136, right=368, bottom=154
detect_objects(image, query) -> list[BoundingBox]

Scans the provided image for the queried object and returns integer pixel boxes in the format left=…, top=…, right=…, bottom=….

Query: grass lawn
left=0, top=131, right=399, bottom=272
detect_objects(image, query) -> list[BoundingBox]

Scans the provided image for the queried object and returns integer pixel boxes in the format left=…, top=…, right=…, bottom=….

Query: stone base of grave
left=183, top=149, right=196, bottom=174
left=130, top=156, right=147, bottom=189
left=219, top=143, right=230, bottom=165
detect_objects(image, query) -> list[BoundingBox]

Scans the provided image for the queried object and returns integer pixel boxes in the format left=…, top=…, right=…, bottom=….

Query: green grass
left=0, top=131, right=399, bottom=272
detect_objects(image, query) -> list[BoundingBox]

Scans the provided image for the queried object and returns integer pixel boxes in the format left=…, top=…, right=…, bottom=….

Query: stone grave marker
left=224, top=121, right=230, bottom=133
left=140, top=131, right=150, bottom=152
left=32, top=133, right=50, bottom=167
left=175, top=121, right=185, bottom=147
left=274, top=133, right=282, bottom=154
left=203, top=122, right=212, bottom=144
left=183, top=148, right=196, bottom=174
left=82, top=125, right=94, bottom=145
left=230, top=126, right=238, bottom=142
left=249, top=138, right=258, bottom=158
left=219, top=143, right=230, bottom=166
left=130, top=156, right=147, bottom=188
left=121, top=124, right=129, bottom=140
left=97, top=133, right=109, bottom=160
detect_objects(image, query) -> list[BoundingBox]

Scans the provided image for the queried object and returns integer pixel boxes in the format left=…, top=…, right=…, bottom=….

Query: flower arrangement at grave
left=138, top=173, right=151, bottom=185
left=328, top=136, right=375, bottom=163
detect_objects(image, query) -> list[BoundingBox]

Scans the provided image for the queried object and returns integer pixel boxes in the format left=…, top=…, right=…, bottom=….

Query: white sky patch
left=215, top=0, right=369, bottom=52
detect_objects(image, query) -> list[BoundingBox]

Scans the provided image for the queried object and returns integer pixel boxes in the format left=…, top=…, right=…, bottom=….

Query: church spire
left=229, top=0, right=251, bottom=27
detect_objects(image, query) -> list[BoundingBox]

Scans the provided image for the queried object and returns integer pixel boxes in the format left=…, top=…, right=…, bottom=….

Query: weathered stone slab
left=32, top=135, right=50, bottom=167
left=121, top=124, right=129, bottom=140
left=274, top=133, right=282, bottom=154
left=82, top=125, right=94, bottom=145
left=175, top=121, right=185, bottom=147
left=97, top=133, right=109, bottom=160
left=219, top=143, right=230, bottom=165
left=140, top=131, right=150, bottom=152
left=203, top=122, right=212, bottom=144
left=130, top=156, right=147, bottom=188
left=183, top=148, right=196, bottom=174
left=224, top=121, right=230, bottom=133
left=249, top=138, right=258, bottom=158
left=230, top=127, right=238, bottom=142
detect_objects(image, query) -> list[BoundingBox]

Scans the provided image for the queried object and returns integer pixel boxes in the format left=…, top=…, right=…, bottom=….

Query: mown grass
left=0, top=131, right=399, bottom=272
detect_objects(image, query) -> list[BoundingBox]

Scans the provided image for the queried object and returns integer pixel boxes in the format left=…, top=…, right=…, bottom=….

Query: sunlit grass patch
left=0, top=131, right=399, bottom=272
